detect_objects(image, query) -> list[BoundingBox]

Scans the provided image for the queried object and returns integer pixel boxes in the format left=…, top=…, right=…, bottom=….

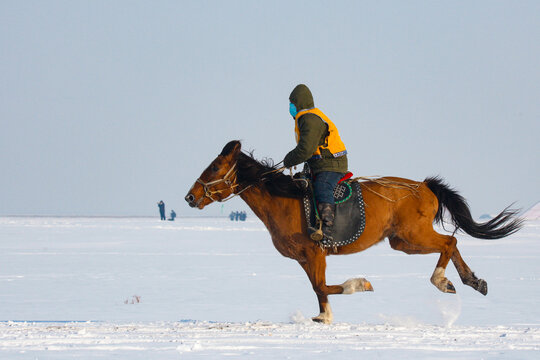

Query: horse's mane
left=236, top=151, right=305, bottom=198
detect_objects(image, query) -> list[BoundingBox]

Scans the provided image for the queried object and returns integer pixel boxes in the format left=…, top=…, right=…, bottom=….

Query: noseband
left=195, top=163, right=252, bottom=205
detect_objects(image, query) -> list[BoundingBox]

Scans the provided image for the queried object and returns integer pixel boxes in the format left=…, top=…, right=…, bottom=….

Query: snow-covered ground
left=0, top=216, right=539, bottom=359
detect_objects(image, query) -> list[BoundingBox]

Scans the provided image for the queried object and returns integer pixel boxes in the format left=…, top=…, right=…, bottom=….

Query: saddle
left=301, top=176, right=366, bottom=249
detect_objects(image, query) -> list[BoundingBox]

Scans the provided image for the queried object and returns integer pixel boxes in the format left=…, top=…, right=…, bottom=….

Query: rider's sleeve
left=283, top=114, right=327, bottom=168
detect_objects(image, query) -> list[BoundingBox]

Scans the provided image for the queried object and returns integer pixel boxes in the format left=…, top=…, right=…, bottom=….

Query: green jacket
left=283, top=84, right=348, bottom=174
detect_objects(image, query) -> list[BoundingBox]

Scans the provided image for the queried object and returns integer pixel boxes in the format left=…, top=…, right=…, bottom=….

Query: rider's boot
left=318, top=202, right=336, bottom=242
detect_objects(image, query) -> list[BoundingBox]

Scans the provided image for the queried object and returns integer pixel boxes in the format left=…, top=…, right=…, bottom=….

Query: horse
left=185, top=140, right=523, bottom=324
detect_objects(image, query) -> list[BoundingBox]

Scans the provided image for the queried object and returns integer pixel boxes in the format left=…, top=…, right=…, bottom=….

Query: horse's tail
left=424, top=176, right=523, bottom=239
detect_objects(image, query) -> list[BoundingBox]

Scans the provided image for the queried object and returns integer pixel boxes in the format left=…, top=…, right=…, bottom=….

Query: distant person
left=158, top=200, right=166, bottom=221
left=229, top=211, right=235, bottom=221
left=169, top=210, right=176, bottom=221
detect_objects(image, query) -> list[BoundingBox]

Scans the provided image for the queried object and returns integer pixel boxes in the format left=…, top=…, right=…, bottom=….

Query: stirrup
left=310, top=228, right=324, bottom=241
left=309, top=220, right=324, bottom=241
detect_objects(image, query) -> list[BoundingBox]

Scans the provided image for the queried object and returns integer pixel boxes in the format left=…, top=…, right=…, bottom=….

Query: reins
left=260, top=163, right=286, bottom=177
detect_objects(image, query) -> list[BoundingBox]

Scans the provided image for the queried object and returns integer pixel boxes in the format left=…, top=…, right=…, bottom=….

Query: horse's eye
left=211, top=165, right=219, bottom=172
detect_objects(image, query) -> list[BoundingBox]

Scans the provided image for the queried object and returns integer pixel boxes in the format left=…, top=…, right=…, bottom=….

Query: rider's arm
left=283, top=114, right=327, bottom=168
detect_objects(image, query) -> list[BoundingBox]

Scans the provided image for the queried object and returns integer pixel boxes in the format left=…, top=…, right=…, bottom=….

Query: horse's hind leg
left=390, top=232, right=457, bottom=294
left=391, top=233, right=488, bottom=295
left=451, top=247, right=488, bottom=295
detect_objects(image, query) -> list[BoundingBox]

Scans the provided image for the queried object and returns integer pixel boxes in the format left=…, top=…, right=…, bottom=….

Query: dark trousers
left=313, top=171, right=344, bottom=204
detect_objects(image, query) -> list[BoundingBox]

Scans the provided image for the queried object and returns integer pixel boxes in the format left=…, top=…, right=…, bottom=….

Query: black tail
left=424, top=176, right=523, bottom=239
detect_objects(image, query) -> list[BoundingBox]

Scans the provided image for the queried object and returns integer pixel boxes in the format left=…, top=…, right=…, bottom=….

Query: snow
left=0, top=216, right=539, bottom=359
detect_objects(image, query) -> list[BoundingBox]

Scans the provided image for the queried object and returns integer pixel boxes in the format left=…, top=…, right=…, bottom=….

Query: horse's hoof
left=312, top=316, right=332, bottom=325
left=477, top=279, right=488, bottom=296
left=446, top=281, right=456, bottom=294
left=341, top=278, right=373, bottom=294
left=364, top=281, right=374, bottom=291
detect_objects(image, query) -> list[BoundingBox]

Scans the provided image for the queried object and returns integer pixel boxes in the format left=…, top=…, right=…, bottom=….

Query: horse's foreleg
left=299, top=250, right=372, bottom=324
left=312, top=294, right=333, bottom=324
left=451, top=247, right=488, bottom=295
left=299, top=254, right=339, bottom=324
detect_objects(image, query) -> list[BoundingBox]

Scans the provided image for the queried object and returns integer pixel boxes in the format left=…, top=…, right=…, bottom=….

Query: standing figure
left=283, top=84, right=348, bottom=244
left=157, top=200, right=166, bottom=221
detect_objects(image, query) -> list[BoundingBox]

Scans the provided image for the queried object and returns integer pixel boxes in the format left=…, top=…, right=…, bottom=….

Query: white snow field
left=0, top=216, right=539, bottom=359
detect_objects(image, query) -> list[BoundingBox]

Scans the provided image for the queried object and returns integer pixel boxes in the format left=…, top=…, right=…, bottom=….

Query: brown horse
left=185, top=140, right=522, bottom=324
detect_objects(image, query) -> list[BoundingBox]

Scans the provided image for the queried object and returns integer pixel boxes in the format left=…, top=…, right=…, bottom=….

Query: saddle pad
left=302, top=181, right=366, bottom=248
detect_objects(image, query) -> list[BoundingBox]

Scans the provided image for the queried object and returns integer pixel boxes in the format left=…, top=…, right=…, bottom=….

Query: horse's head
left=185, top=140, right=242, bottom=209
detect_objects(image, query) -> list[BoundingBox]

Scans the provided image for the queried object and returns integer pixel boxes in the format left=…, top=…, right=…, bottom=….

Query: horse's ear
left=220, top=140, right=242, bottom=158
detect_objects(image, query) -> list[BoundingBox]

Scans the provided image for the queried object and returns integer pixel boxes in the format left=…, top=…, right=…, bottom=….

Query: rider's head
left=289, top=84, right=314, bottom=116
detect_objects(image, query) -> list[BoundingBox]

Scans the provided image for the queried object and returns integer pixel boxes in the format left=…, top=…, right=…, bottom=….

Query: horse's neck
left=240, top=185, right=306, bottom=259
left=239, top=186, right=301, bottom=234
left=239, top=186, right=274, bottom=224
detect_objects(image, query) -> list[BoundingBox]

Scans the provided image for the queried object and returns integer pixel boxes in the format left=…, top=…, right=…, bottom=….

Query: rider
left=283, top=84, right=348, bottom=242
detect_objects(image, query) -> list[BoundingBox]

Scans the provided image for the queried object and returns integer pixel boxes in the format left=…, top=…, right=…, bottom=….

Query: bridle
left=195, top=163, right=252, bottom=204
left=193, top=160, right=287, bottom=207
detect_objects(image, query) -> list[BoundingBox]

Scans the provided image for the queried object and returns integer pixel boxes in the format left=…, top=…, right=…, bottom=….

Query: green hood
left=289, top=84, right=314, bottom=111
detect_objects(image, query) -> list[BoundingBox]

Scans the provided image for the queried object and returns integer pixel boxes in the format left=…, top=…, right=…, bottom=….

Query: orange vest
left=294, top=108, right=347, bottom=159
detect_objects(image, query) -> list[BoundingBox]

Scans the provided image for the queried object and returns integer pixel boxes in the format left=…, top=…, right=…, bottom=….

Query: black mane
left=236, top=152, right=305, bottom=198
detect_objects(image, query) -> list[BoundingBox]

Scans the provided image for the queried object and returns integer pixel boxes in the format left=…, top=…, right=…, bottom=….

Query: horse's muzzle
left=185, top=193, right=197, bottom=208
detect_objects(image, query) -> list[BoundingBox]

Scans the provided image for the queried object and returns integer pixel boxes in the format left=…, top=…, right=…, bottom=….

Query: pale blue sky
left=1, top=1, right=539, bottom=217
